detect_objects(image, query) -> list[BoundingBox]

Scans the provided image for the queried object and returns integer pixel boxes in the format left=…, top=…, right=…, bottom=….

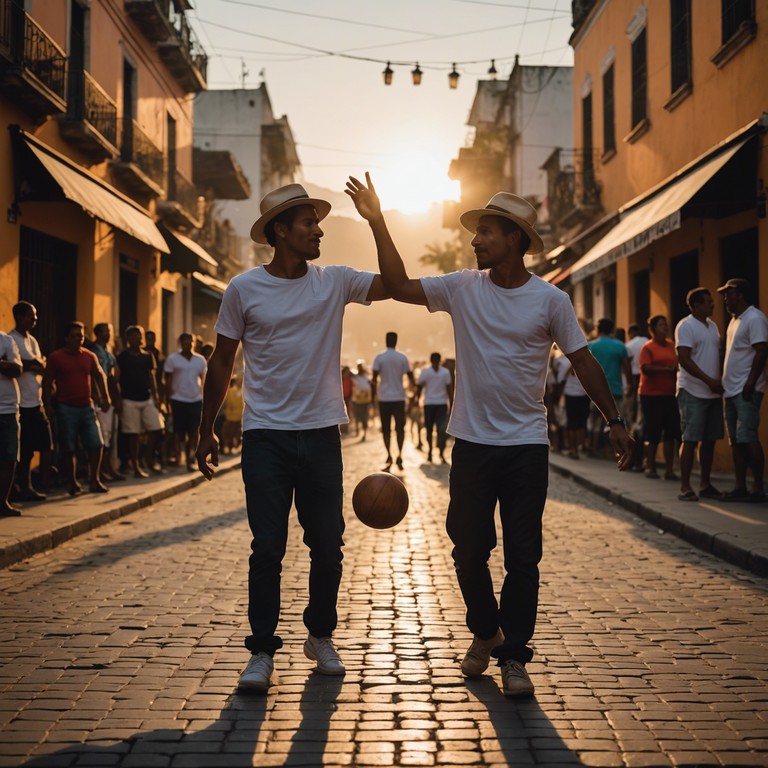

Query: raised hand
left=345, top=172, right=382, bottom=222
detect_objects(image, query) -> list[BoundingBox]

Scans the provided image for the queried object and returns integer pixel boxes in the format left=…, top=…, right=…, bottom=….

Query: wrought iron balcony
left=59, top=69, right=118, bottom=160
left=124, top=0, right=172, bottom=44
left=543, top=148, right=602, bottom=228
left=0, top=0, right=67, bottom=119
left=110, top=118, right=165, bottom=197
left=156, top=13, right=207, bottom=93
left=158, top=168, right=204, bottom=229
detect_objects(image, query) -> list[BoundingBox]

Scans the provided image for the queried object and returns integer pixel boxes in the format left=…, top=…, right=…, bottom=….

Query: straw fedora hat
left=459, top=192, right=544, bottom=255
left=250, top=183, right=332, bottom=244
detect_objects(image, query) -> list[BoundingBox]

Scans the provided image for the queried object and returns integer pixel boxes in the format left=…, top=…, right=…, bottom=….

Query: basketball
left=352, top=473, right=409, bottom=529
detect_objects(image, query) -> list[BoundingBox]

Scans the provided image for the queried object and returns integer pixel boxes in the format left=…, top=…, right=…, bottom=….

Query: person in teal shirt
left=588, top=318, right=633, bottom=454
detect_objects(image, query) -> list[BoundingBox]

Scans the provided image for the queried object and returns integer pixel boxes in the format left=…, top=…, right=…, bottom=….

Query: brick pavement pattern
left=0, top=435, right=767, bottom=767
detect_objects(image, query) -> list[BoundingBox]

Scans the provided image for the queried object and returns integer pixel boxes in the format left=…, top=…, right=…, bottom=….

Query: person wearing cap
left=674, top=288, right=725, bottom=501
left=346, top=173, right=633, bottom=698
left=718, top=278, right=768, bottom=503
left=195, top=183, right=389, bottom=693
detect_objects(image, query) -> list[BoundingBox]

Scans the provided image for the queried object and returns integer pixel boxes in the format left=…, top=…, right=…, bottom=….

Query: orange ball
left=352, top=473, right=409, bottom=529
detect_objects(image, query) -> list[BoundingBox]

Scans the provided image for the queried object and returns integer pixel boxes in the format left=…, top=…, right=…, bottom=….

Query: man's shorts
left=378, top=401, right=406, bottom=433
left=19, top=405, right=53, bottom=456
left=677, top=389, right=724, bottom=443
left=56, top=403, right=103, bottom=453
left=725, top=391, right=764, bottom=445
left=640, top=394, right=681, bottom=444
left=170, top=399, right=202, bottom=436
left=121, top=398, right=164, bottom=435
left=0, top=412, right=20, bottom=463
left=95, top=405, right=115, bottom=446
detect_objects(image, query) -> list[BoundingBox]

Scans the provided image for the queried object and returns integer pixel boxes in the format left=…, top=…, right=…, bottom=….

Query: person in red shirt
left=638, top=315, right=681, bottom=479
left=43, top=322, right=110, bottom=496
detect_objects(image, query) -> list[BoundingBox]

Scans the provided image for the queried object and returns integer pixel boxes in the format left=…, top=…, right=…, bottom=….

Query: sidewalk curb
left=549, top=460, right=768, bottom=578
left=0, top=461, right=241, bottom=569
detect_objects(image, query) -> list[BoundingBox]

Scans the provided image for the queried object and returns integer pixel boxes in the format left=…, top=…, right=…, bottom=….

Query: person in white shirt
left=164, top=333, right=207, bottom=471
left=0, top=331, right=22, bottom=516
left=195, top=183, right=389, bottom=692
left=413, top=351, right=453, bottom=463
left=9, top=302, right=53, bottom=501
left=555, top=350, right=589, bottom=460
left=674, top=288, right=725, bottom=501
left=718, top=278, right=768, bottom=502
left=372, top=332, right=415, bottom=470
left=347, top=174, right=633, bottom=698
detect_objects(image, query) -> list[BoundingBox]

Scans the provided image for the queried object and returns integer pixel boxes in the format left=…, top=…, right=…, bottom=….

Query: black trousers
left=240, top=426, right=344, bottom=656
left=424, top=404, right=448, bottom=451
left=447, top=439, right=549, bottom=664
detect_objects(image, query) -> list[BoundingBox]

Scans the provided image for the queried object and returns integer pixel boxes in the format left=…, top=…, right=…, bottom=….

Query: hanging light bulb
left=448, top=63, right=460, bottom=89
left=382, top=61, right=393, bottom=86
left=411, top=63, right=422, bottom=86
left=488, top=59, right=498, bottom=79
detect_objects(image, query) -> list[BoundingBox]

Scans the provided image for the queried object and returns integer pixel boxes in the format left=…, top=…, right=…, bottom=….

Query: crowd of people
left=548, top=279, right=768, bottom=503
left=0, top=302, right=243, bottom=516
left=341, top=334, right=454, bottom=469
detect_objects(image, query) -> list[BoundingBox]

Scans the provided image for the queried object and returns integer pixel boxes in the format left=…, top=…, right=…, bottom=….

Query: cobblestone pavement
left=1, top=434, right=767, bottom=767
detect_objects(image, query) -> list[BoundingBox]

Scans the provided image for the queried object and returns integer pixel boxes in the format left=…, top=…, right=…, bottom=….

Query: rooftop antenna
left=240, top=59, right=249, bottom=89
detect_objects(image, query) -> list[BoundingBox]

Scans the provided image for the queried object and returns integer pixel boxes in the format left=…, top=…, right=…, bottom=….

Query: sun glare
left=372, top=152, right=460, bottom=214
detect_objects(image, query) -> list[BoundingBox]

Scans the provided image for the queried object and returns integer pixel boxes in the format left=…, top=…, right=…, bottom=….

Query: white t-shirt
left=372, top=347, right=411, bottom=402
left=0, top=332, right=21, bottom=415
left=555, top=355, right=587, bottom=397
left=9, top=329, right=43, bottom=408
left=420, top=270, right=587, bottom=445
left=723, top=305, right=768, bottom=398
left=418, top=365, right=452, bottom=406
left=215, top=263, right=375, bottom=430
left=164, top=350, right=207, bottom=403
left=674, top=314, right=721, bottom=399
left=625, top=335, right=648, bottom=376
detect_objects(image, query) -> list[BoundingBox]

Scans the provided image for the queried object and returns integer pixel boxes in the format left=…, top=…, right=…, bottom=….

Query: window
left=602, top=64, right=616, bottom=156
left=631, top=27, right=648, bottom=129
left=670, top=0, right=692, bottom=93
left=582, top=91, right=595, bottom=203
left=722, top=0, right=755, bottom=44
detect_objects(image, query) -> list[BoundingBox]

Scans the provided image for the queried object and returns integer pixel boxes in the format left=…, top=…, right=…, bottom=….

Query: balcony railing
left=545, top=148, right=602, bottom=223
left=157, top=12, right=207, bottom=92
left=160, top=167, right=203, bottom=227
left=0, top=0, right=67, bottom=114
left=60, top=68, right=118, bottom=157
left=119, top=118, right=165, bottom=191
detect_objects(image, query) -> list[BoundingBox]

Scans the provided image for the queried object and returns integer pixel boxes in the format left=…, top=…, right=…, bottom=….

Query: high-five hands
left=345, top=172, right=382, bottom=222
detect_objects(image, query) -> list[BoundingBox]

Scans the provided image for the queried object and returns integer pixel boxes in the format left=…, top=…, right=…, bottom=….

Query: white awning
left=570, top=138, right=750, bottom=284
left=21, top=134, right=169, bottom=253
left=192, top=271, right=228, bottom=296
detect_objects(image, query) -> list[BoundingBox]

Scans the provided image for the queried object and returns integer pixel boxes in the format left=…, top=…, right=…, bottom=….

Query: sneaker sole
left=303, top=644, right=346, bottom=676
left=237, top=678, right=270, bottom=693
left=503, top=685, right=535, bottom=698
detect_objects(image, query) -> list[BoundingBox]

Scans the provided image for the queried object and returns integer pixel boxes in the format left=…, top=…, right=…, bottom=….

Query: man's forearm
left=200, top=356, right=234, bottom=435
left=573, top=355, right=620, bottom=420
left=369, top=216, right=409, bottom=291
left=747, top=347, right=768, bottom=387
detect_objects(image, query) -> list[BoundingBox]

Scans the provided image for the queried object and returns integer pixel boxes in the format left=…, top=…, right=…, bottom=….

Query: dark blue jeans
left=447, top=439, right=549, bottom=665
left=241, top=426, right=344, bottom=656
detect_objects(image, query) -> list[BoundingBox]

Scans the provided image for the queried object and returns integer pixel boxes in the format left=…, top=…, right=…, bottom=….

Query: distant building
left=447, top=58, right=573, bottom=267
left=193, top=84, right=300, bottom=271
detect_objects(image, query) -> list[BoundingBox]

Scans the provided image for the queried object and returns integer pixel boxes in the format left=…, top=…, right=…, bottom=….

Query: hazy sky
left=188, top=0, right=574, bottom=213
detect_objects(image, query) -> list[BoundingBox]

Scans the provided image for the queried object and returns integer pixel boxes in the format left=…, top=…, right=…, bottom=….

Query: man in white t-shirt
left=347, top=174, right=633, bottom=698
left=164, top=333, right=207, bottom=471
left=674, top=287, right=724, bottom=501
left=0, top=331, right=22, bottom=516
left=718, top=278, right=768, bottom=502
left=413, top=351, right=453, bottom=463
left=195, top=183, right=389, bottom=692
left=372, top=332, right=414, bottom=470
left=9, top=302, right=53, bottom=501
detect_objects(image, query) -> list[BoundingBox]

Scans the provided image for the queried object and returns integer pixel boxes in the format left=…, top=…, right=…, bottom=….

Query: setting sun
left=370, top=151, right=460, bottom=214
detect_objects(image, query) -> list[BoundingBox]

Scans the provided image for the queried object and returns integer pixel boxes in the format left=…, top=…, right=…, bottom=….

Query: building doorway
left=633, top=268, right=650, bottom=331
left=721, top=227, right=759, bottom=308
left=119, top=254, right=139, bottom=344
left=18, top=226, right=77, bottom=354
left=669, top=250, right=699, bottom=328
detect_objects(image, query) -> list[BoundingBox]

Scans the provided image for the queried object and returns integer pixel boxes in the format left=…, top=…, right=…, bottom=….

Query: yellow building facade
left=0, top=0, right=206, bottom=354
left=562, top=0, right=768, bottom=467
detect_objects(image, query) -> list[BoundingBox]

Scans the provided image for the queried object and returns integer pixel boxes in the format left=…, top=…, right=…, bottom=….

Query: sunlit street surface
left=1, top=434, right=767, bottom=767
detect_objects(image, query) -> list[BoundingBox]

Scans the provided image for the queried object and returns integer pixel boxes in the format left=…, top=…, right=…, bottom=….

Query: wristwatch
left=606, top=415, right=626, bottom=428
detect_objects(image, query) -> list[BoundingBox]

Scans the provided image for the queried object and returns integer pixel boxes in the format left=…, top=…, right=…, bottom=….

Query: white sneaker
left=461, top=629, right=503, bottom=677
left=303, top=635, right=346, bottom=675
left=238, top=652, right=274, bottom=692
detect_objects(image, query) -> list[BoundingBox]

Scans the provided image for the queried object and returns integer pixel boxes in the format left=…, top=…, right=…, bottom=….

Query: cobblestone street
left=1, top=433, right=767, bottom=767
